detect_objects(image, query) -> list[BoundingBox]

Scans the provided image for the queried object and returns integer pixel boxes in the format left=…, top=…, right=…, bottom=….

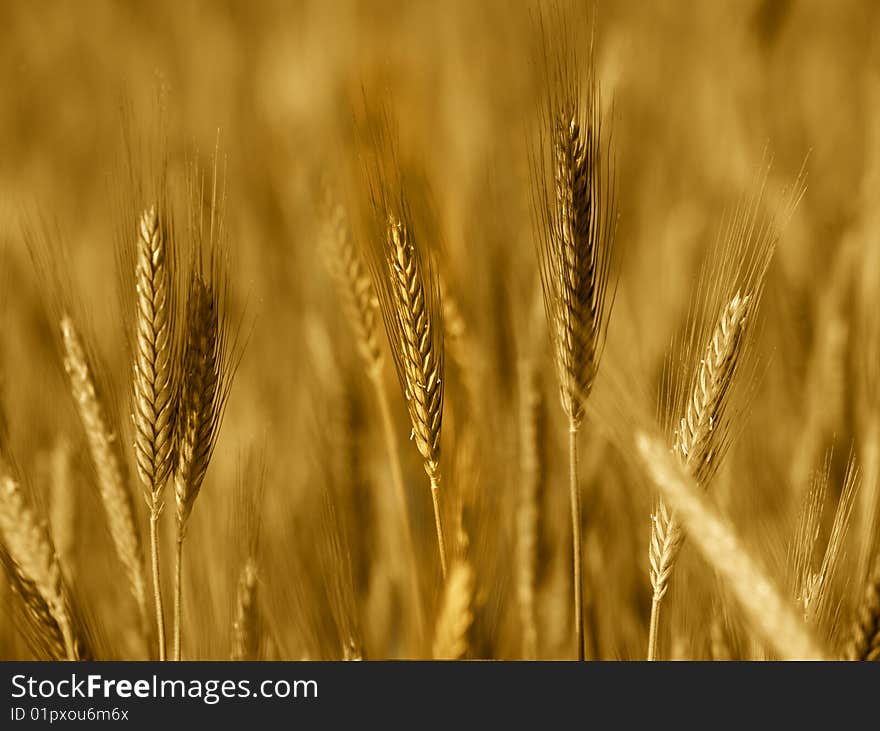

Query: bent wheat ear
left=647, top=164, right=806, bottom=659
left=61, top=315, right=148, bottom=635
left=637, top=432, right=826, bottom=660
left=365, top=132, right=447, bottom=578
left=649, top=291, right=751, bottom=640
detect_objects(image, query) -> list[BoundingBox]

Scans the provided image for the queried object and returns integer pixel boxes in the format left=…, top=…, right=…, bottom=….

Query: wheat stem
left=647, top=595, right=661, bottom=661
left=429, top=473, right=448, bottom=579
left=568, top=421, right=584, bottom=660
left=173, top=533, right=183, bottom=661
left=149, top=511, right=166, bottom=661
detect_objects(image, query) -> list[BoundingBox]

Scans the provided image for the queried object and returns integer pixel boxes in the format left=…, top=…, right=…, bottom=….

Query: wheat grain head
left=61, top=315, right=148, bottom=624
left=532, top=17, right=616, bottom=426
left=0, top=466, right=86, bottom=660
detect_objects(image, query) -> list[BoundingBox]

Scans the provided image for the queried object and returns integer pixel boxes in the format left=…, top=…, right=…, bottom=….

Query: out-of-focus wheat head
left=60, top=315, right=148, bottom=636
left=0, top=464, right=89, bottom=660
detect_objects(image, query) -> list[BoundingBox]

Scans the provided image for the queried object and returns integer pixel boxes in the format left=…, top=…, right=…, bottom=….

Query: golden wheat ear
left=128, top=203, right=178, bottom=663
left=0, top=463, right=92, bottom=660
left=362, top=116, right=448, bottom=581
left=229, top=449, right=266, bottom=661
left=317, top=189, right=426, bottom=649
left=60, top=315, right=149, bottom=643
left=531, top=8, right=617, bottom=660
left=432, top=558, right=475, bottom=660
left=24, top=217, right=150, bottom=653
left=171, top=147, right=243, bottom=661
left=647, top=162, right=806, bottom=660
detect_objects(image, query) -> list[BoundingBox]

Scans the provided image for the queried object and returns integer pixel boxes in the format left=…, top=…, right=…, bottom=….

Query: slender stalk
left=647, top=595, right=661, bottom=661
left=173, top=534, right=183, bottom=661
left=59, top=621, right=76, bottom=662
left=429, top=474, right=448, bottom=579
left=150, top=511, right=166, bottom=661
left=568, top=422, right=584, bottom=660
left=370, top=369, right=425, bottom=638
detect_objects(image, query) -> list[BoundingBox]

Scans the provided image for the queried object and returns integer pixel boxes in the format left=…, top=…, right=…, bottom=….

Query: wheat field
left=0, top=0, right=878, bottom=661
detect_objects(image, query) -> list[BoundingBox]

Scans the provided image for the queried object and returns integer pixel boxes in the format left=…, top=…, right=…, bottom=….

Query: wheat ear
left=370, top=194, right=448, bottom=578
left=638, top=432, right=826, bottom=660
left=0, top=469, right=78, bottom=660
left=173, top=269, right=226, bottom=660
left=231, top=557, right=259, bottom=661
left=534, top=43, right=615, bottom=659
left=516, top=358, right=543, bottom=659
left=648, top=292, right=750, bottom=659
left=131, top=205, right=177, bottom=661
left=432, top=559, right=475, bottom=660
left=389, top=214, right=446, bottom=576
left=320, top=199, right=424, bottom=640
left=172, top=146, right=239, bottom=661
left=61, top=315, right=148, bottom=636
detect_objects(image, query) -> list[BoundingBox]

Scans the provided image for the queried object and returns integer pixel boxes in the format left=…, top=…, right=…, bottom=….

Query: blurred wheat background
left=1, top=0, right=879, bottom=661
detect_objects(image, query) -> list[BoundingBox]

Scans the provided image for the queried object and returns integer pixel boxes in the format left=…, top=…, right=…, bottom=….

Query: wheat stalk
left=131, top=204, right=178, bottom=661
left=61, top=315, right=148, bottom=637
